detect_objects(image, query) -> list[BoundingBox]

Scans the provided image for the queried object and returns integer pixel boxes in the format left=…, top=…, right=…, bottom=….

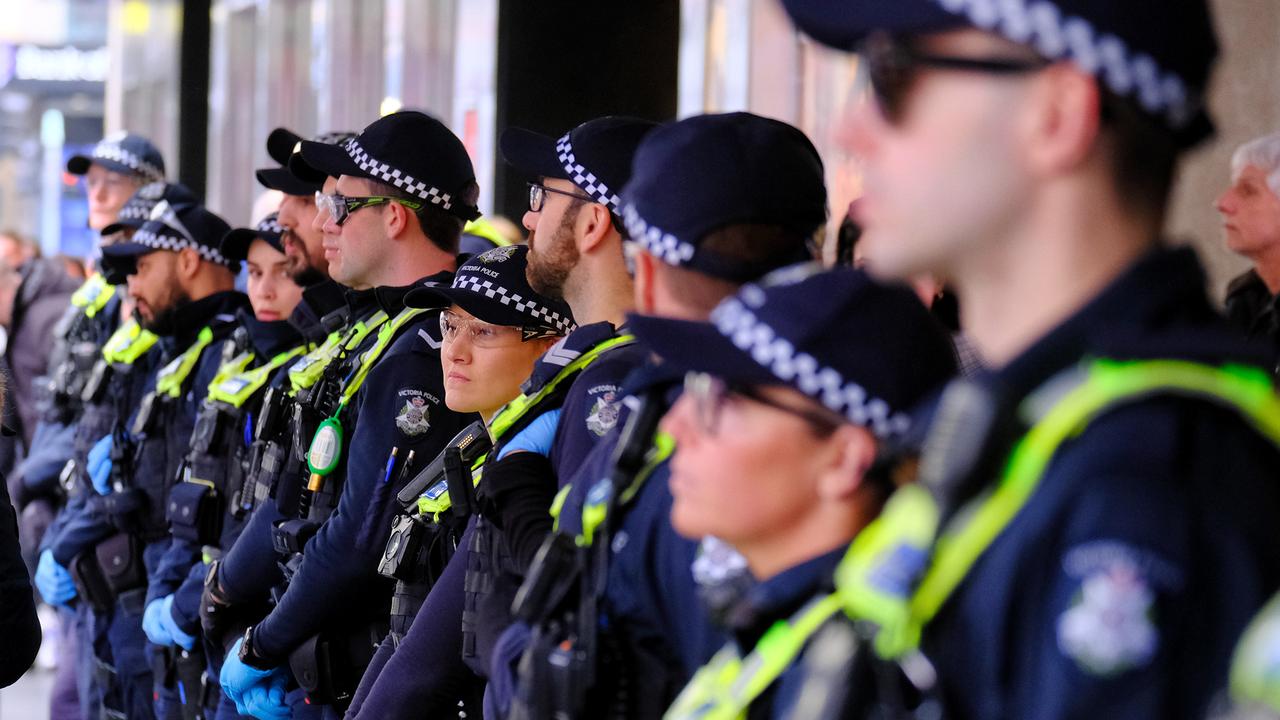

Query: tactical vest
left=461, top=334, right=636, bottom=668
left=167, top=332, right=307, bottom=549
left=663, top=359, right=1280, bottom=720
left=40, top=274, right=118, bottom=422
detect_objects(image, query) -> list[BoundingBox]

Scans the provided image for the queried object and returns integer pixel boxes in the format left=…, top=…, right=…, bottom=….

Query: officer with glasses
left=217, top=110, right=476, bottom=719
left=776, top=0, right=1280, bottom=717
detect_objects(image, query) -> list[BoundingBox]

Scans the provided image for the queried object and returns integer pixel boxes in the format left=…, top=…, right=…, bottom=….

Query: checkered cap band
left=93, top=142, right=164, bottom=183
left=621, top=202, right=696, bottom=267
left=555, top=133, right=621, bottom=210
left=934, top=0, right=1199, bottom=128
left=130, top=228, right=235, bottom=268
left=710, top=292, right=912, bottom=438
left=256, top=216, right=285, bottom=236
left=451, top=273, right=576, bottom=335
left=343, top=139, right=456, bottom=210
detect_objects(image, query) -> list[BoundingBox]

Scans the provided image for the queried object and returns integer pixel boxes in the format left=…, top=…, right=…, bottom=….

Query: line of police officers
left=23, top=0, right=1280, bottom=718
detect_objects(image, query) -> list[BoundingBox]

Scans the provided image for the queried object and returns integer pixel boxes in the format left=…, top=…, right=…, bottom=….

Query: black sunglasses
left=861, top=32, right=1050, bottom=125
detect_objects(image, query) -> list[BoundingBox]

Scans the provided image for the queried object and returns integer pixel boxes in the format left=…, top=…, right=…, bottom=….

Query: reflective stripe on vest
left=336, top=307, right=427, bottom=409
left=1230, top=592, right=1280, bottom=711
left=71, top=274, right=114, bottom=318
left=287, top=330, right=347, bottom=394
left=102, top=318, right=158, bottom=365
left=207, top=346, right=308, bottom=408
left=417, top=333, right=636, bottom=518
left=464, top=218, right=514, bottom=247
left=838, top=358, right=1280, bottom=662
left=664, top=594, right=844, bottom=720
left=578, top=429, right=674, bottom=546
left=155, top=326, right=216, bottom=399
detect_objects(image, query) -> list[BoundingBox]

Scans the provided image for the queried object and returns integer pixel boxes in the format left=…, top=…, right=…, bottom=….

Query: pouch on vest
left=191, top=407, right=227, bottom=457
left=98, top=488, right=147, bottom=532
left=254, top=387, right=287, bottom=442
left=167, top=481, right=222, bottom=546
left=95, top=532, right=146, bottom=595
left=288, top=621, right=386, bottom=708
left=131, top=391, right=160, bottom=436
left=69, top=547, right=115, bottom=611
left=272, top=518, right=320, bottom=557
left=511, top=531, right=581, bottom=624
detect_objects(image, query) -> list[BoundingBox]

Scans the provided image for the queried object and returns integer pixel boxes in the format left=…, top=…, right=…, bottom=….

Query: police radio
left=395, top=421, right=491, bottom=508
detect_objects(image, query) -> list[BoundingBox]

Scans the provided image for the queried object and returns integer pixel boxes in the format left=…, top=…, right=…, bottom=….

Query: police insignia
left=395, top=388, right=433, bottom=436
left=1056, top=556, right=1158, bottom=677
left=477, top=245, right=518, bottom=264
left=585, top=388, right=620, bottom=436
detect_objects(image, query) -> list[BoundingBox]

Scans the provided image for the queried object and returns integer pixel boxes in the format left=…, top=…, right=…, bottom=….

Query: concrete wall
left=1168, top=0, right=1280, bottom=303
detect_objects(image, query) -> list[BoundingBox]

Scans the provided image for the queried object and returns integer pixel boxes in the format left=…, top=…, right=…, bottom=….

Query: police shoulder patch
left=585, top=384, right=621, bottom=437
left=394, top=387, right=439, bottom=437
left=1055, top=541, right=1177, bottom=678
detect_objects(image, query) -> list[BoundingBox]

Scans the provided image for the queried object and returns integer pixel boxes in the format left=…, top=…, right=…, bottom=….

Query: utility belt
left=154, top=643, right=216, bottom=720
left=288, top=618, right=389, bottom=709
left=167, top=401, right=245, bottom=548
left=68, top=531, right=148, bottom=612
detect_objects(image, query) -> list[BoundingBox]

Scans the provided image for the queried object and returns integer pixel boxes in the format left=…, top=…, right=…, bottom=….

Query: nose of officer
left=660, top=393, right=700, bottom=449
left=1215, top=185, right=1237, bottom=217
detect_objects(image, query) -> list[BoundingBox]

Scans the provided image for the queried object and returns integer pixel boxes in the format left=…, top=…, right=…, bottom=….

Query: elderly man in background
left=1220, top=131, right=1280, bottom=378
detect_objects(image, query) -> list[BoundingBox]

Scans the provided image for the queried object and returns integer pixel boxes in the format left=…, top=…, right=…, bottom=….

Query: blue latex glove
left=35, top=549, right=77, bottom=606
left=88, top=435, right=113, bottom=495
left=497, top=409, right=562, bottom=460
left=221, top=638, right=284, bottom=717
left=241, top=672, right=291, bottom=720
left=158, top=595, right=196, bottom=650
left=143, top=598, right=174, bottom=646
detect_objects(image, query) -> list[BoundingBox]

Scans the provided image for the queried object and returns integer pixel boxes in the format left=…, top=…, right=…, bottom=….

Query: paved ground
left=0, top=667, right=53, bottom=720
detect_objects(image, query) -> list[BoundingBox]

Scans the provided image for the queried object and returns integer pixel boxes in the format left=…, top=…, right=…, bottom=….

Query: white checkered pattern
left=933, top=0, right=1199, bottom=128
left=93, top=143, right=164, bottom=183
left=256, top=216, right=285, bottom=236
left=131, top=229, right=235, bottom=268
left=452, top=274, right=575, bottom=335
left=710, top=295, right=912, bottom=438
left=621, top=202, right=696, bottom=267
left=555, top=133, right=621, bottom=210
left=343, top=139, right=455, bottom=210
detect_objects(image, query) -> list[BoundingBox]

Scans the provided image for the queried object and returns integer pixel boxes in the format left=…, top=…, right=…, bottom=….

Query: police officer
left=218, top=110, right=477, bottom=718
left=500, top=111, right=837, bottom=720
left=638, top=266, right=953, bottom=720
left=775, top=1, right=1280, bottom=717
left=95, top=200, right=250, bottom=719
left=347, top=116, right=655, bottom=720
left=144, top=213, right=308, bottom=720
left=347, top=245, right=573, bottom=719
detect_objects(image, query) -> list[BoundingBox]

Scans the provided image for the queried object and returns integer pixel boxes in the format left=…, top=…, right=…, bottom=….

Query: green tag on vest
left=307, top=417, right=344, bottom=476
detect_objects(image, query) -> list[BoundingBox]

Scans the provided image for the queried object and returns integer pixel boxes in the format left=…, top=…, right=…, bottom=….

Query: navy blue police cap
left=67, top=132, right=166, bottom=183
left=101, top=181, right=198, bottom=237
left=221, top=212, right=286, bottom=263
left=620, top=112, right=827, bottom=283
left=257, top=129, right=357, bottom=196
left=101, top=200, right=239, bottom=272
left=781, top=0, right=1218, bottom=148
left=629, top=264, right=956, bottom=438
left=501, top=116, right=659, bottom=217
left=297, top=111, right=481, bottom=221
left=404, top=245, right=575, bottom=336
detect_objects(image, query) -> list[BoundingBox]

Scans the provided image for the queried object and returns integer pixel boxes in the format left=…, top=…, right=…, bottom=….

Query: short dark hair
left=1098, top=90, right=1179, bottom=222
left=649, top=223, right=819, bottom=315
left=364, top=179, right=480, bottom=254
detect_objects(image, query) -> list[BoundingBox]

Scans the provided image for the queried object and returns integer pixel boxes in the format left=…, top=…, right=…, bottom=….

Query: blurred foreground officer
left=0, top=386, right=41, bottom=687
left=779, top=0, right=1280, bottom=718
left=98, top=201, right=249, bottom=719
left=219, top=111, right=476, bottom=718
left=1220, top=132, right=1280, bottom=378
left=649, top=268, right=954, bottom=720
left=502, top=111, right=834, bottom=720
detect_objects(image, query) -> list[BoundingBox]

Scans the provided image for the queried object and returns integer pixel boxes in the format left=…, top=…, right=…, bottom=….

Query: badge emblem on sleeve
left=396, top=391, right=432, bottom=436
left=586, top=390, right=619, bottom=437
left=1056, top=558, right=1158, bottom=677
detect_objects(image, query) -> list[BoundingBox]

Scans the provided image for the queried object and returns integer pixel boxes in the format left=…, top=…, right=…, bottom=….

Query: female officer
left=631, top=266, right=955, bottom=719
left=347, top=244, right=574, bottom=719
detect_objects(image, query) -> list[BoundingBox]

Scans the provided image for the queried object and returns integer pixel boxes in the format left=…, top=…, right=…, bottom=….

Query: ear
left=574, top=203, right=615, bottom=255
left=1023, top=66, right=1102, bottom=177
left=384, top=201, right=413, bottom=240
left=176, top=247, right=202, bottom=281
left=814, top=424, right=878, bottom=502
left=632, top=248, right=659, bottom=314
